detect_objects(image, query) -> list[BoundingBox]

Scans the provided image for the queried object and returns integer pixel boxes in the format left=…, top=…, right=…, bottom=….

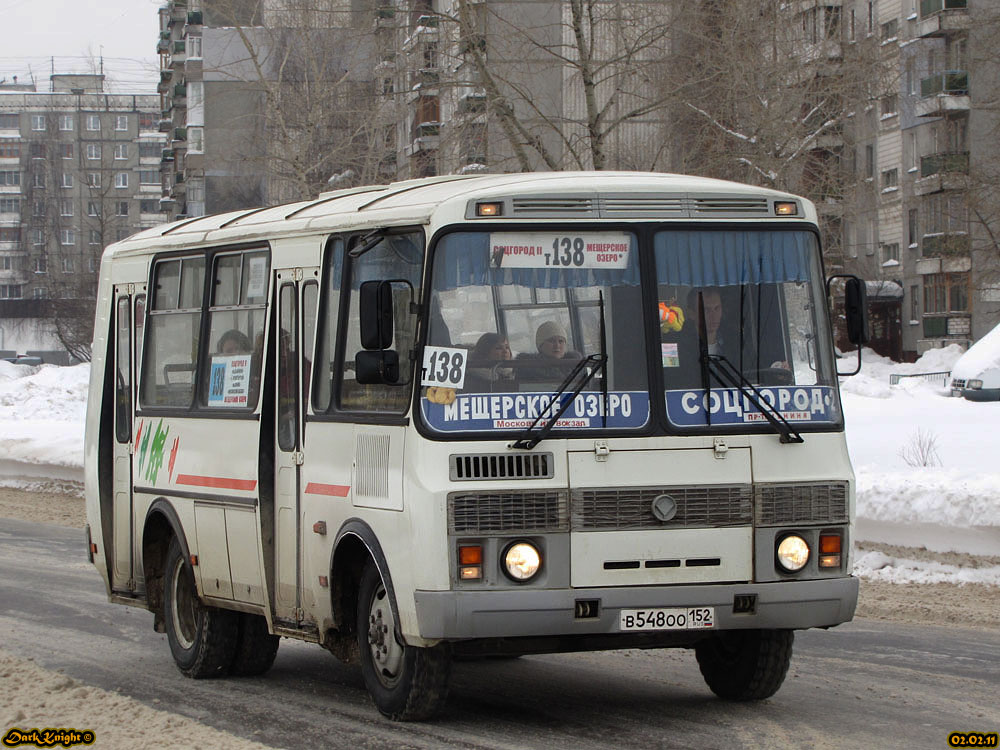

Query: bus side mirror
left=360, top=280, right=393, bottom=350
left=356, top=350, right=400, bottom=384
left=844, top=277, right=870, bottom=346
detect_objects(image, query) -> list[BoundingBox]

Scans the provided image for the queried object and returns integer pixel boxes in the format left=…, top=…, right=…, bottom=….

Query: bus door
left=272, top=267, right=319, bottom=624
left=111, top=285, right=144, bottom=593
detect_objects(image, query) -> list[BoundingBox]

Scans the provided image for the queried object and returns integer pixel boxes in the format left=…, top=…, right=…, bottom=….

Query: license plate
left=619, top=607, right=715, bottom=631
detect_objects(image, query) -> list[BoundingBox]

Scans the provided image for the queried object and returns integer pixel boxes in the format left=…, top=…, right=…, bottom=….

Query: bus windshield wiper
left=510, top=353, right=606, bottom=450
left=701, top=353, right=804, bottom=444
left=512, top=292, right=609, bottom=450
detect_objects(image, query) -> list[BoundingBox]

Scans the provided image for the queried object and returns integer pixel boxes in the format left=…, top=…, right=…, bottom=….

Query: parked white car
left=950, top=323, right=1000, bottom=401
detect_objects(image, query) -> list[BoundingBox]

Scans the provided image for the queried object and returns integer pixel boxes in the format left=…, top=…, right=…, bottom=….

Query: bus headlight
left=968, top=379, right=983, bottom=389
left=776, top=535, right=810, bottom=572
left=503, top=541, right=541, bottom=582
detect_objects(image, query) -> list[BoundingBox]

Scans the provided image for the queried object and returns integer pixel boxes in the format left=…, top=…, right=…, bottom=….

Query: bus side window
left=312, top=237, right=344, bottom=413
left=140, top=256, right=205, bottom=408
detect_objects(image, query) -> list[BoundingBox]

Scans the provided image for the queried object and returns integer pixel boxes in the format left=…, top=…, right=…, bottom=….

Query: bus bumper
left=413, top=576, right=858, bottom=640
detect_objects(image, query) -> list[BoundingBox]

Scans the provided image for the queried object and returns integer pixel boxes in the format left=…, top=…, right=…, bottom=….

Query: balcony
left=173, top=83, right=187, bottom=100
left=186, top=10, right=202, bottom=25
left=919, top=0, right=969, bottom=36
left=915, top=151, right=969, bottom=195
left=162, top=149, right=175, bottom=162
left=916, top=71, right=969, bottom=117
left=921, top=232, right=970, bottom=257
left=158, top=118, right=173, bottom=133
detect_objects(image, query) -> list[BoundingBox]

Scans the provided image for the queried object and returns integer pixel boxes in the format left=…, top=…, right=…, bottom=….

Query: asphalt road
left=1, top=518, right=998, bottom=750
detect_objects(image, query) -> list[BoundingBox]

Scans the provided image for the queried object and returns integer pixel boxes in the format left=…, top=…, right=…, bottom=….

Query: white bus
left=85, top=172, right=866, bottom=720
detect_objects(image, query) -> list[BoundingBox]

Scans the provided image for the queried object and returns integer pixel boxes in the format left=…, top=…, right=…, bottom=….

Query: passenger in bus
left=464, top=333, right=514, bottom=392
left=516, top=321, right=582, bottom=386
left=534, top=321, right=581, bottom=362
left=218, top=328, right=252, bottom=355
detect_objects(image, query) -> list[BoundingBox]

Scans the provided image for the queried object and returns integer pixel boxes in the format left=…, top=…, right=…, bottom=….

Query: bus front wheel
left=164, top=537, right=239, bottom=678
left=356, top=561, right=451, bottom=720
left=695, top=629, right=793, bottom=701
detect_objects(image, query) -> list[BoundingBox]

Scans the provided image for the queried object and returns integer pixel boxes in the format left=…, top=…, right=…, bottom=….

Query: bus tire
left=163, top=536, right=239, bottom=678
left=695, top=629, right=793, bottom=701
left=230, top=613, right=280, bottom=677
left=357, top=561, right=451, bottom=720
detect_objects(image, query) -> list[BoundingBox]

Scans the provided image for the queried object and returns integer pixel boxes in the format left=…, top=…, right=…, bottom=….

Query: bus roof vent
left=599, top=194, right=687, bottom=218
left=450, top=452, right=555, bottom=481
left=691, top=195, right=771, bottom=217
left=510, top=196, right=597, bottom=217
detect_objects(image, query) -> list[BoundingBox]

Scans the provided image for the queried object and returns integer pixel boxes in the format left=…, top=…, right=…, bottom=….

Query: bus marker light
left=476, top=202, right=503, bottom=217
left=190, top=554, right=199, bottom=566
left=774, top=201, right=798, bottom=216
left=318, top=575, right=329, bottom=588
left=459, top=545, right=482, bottom=565
left=460, top=566, right=482, bottom=580
left=313, top=521, right=328, bottom=535
left=90, top=543, right=98, bottom=555
left=819, top=534, right=842, bottom=568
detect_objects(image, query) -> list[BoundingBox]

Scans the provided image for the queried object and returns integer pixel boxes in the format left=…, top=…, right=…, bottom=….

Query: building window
left=33, top=201, right=45, bottom=217
left=114, top=143, right=129, bottom=160
left=139, top=113, right=156, bottom=130
left=867, top=1, right=875, bottom=35
left=87, top=144, right=101, bottom=160
left=63, top=257, right=74, bottom=273
left=31, top=115, right=46, bottom=131
left=139, top=170, right=159, bottom=185
left=865, top=145, right=875, bottom=178
left=60, top=199, right=73, bottom=217
left=910, top=285, right=919, bottom=321
left=139, top=142, right=162, bottom=159
left=87, top=201, right=101, bottom=217
left=87, top=172, right=101, bottom=188
left=61, top=173, right=74, bottom=189
left=33, top=287, right=47, bottom=299
left=31, top=229, right=44, bottom=246
left=88, top=257, right=97, bottom=273
left=187, top=35, right=202, bottom=58
left=882, top=243, right=900, bottom=264
left=32, top=172, right=45, bottom=188
left=0, top=198, right=19, bottom=213
left=188, top=127, right=204, bottom=153
left=923, top=272, right=969, bottom=314
left=89, top=229, right=101, bottom=245
left=0, top=284, right=23, bottom=299
left=881, top=18, right=898, bottom=42
left=60, top=143, right=74, bottom=159
left=0, top=142, right=19, bottom=158
left=140, top=199, right=160, bottom=213
left=59, top=115, right=74, bottom=131
left=0, top=227, right=20, bottom=246
left=908, top=209, right=919, bottom=247
left=187, top=81, right=204, bottom=110
left=0, top=256, right=13, bottom=271
left=0, top=171, right=19, bottom=186
left=116, top=201, right=129, bottom=217
left=60, top=229, right=75, bottom=246
left=880, top=95, right=898, bottom=118
left=882, top=168, right=898, bottom=190
left=115, top=172, right=128, bottom=189
left=116, top=229, right=130, bottom=241
left=0, top=113, right=19, bottom=129
left=115, top=115, right=129, bottom=131
left=29, top=143, right=46, bottom=159
left=35, top=257, right=47, bottom=273
left=86, top=114, right=100, bottom=131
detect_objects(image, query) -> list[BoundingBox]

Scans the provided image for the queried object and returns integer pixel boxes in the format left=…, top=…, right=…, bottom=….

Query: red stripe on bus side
left=304, top=482, right=351, bottom=497
left=175, top=474, right=258, bottom=491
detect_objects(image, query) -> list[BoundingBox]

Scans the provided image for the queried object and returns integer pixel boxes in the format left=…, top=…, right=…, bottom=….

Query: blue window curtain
left=655, top=230, right=814, bottom=287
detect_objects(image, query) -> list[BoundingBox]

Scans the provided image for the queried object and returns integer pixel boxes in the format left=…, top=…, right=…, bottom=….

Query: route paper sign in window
left=208, top=354, right=252, bottom=407
left=490, top=232, right=630, bottom=270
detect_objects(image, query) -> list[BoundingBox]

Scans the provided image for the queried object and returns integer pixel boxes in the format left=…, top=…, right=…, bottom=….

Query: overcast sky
left=0, top=0, right=162, bottom=92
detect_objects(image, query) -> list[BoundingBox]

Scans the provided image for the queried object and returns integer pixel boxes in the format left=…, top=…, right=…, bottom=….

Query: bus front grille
left=448, top=490, right=569, bottom=533
left=450, top=452, right=554, bottom=481
left=755, top=482, right=849, bottom=526
left=571, top=485, right=752, bottom=531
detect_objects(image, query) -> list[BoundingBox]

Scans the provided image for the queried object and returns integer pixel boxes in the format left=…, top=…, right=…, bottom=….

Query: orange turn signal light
left=459, top=545, right=483, bottom=565
left=819, top=534, right=842, bottom=554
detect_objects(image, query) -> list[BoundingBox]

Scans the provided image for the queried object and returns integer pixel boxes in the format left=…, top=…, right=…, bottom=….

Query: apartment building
left=828, top=0, right=1000, bottom=359
left=0, top=74, right=165, bottom=351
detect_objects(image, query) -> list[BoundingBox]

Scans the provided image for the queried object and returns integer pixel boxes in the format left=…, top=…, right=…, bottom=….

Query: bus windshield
left=421, top=227, right=840, bottom=437
left=422, top=230, right=649, bottom=435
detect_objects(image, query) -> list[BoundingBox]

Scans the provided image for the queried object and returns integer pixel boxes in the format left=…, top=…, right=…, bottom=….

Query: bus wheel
left=356, top=561, right=451, bottom=720
left=695, top=629, right=793, bottom=701
left=230, top=613, right=280, bottom=677
left=164, top=537, right=239, bottom=678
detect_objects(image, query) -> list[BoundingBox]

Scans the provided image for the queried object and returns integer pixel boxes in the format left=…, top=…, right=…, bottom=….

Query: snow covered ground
left=1, top=351, right=997, bottom=586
